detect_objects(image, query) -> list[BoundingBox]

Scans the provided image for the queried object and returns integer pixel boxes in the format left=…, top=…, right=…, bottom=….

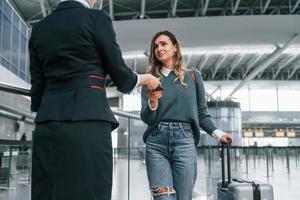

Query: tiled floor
left=1, top=148, right=299, bottom=200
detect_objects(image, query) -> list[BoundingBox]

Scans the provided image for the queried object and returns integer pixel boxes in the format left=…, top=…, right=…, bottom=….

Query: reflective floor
left=0, top=170, right=31, bottom=200
left=1, top=148, right=300, bottom=200
left=112, top=149, right=300, bottom=200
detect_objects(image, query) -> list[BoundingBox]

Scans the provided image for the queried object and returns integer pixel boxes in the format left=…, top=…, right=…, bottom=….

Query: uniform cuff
left=127, top=72, right=139, bottom=94
left=32, top=112, right=37, bottom=118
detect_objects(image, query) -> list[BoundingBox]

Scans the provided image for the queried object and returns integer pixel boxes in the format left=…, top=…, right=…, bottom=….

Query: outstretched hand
left=139, top=74, right=161, bottom=90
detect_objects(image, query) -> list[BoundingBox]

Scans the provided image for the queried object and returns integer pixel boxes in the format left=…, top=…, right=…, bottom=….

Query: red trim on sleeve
left=90, top=75, right=105, bottom=80
left=90, top=85, right=105, bottom=91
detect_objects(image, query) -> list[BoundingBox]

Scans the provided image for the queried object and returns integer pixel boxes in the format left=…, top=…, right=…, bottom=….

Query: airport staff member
left=29, top=0, right=160, bottom=200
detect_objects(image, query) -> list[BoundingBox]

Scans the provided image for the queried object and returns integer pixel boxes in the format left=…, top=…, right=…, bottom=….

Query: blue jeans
left=145, top=122, right=197, bottom=200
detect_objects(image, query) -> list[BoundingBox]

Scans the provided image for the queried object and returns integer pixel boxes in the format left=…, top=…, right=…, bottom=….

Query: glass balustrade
left=0, top=83, right=299, bottom=200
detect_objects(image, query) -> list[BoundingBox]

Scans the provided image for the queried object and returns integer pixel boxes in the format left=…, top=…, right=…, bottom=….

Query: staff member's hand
left=139, top=74, right=161, bottom=90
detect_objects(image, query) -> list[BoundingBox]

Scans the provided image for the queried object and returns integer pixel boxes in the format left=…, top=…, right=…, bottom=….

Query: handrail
left=0, top=83, right=141, bottom=120
left=0, top=139, right=300, bottom=149
left=112, top=109, right=140, bottom=120
left=0, top=83, right=30, bottom=96
left=0, top=104, right=35, bottom=121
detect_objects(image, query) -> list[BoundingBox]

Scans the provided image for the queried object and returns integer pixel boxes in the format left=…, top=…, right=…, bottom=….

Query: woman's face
left=154, top=34, right=177, bottom=65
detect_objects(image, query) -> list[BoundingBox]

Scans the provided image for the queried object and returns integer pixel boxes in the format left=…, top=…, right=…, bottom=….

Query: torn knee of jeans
left=150, top=186, right=176, bottom=196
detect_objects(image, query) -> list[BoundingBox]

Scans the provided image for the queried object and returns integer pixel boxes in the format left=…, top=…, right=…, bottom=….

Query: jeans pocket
left=182, top=127, right=193, bottom=138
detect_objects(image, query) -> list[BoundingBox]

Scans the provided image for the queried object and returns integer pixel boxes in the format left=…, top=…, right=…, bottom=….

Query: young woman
left=140, top=30, right=232, bottom=200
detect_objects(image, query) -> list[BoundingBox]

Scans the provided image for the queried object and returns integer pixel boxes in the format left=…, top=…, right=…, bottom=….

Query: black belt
left=158, top=121, right=191, bottom=128
left=160, top=119, right=190, bottom=124
left=45, top=74, right=106, bottom=91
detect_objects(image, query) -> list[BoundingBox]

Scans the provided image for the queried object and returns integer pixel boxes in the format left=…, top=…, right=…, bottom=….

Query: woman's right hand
left=148, top=90, right=164, bottom=109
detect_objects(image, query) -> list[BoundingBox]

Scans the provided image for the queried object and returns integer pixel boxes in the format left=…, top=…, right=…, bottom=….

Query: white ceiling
left=5, top=0, right=300, bottom=97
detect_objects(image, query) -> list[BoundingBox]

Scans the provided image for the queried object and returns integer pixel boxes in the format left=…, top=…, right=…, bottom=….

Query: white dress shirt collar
left=61, top=0, right=92, bottom=8
left=161, top=66, right=173, bottom=77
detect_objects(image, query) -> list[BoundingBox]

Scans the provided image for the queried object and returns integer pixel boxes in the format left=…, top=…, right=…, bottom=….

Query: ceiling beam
left=27, top=9, right=43, bottom=22
left=45, top=0, right=53, bottom=14
left=99, top=0, right=103, bottom=9
left=270, top=7, right=278, bottom=14
left=290, top=0, right=300, bottom=13
left=27, top=19, right=41, bottom=25
left=199, top=54, right=210, bottom=71
left=110, top=5, right=298, bottom=17
left=228, top=54, right=244, bottom=78
left=202, top=0, right=210, bottom=16
left=226, top=33, right=299, bottom=98
left=148, top=0, right=169, bottom=10
left=177, top=0, right=193, bottom=9
left=261, top=0, right=271, bottom=14
left=109, top=0, right=114, bottom=20
left=208, top=86, right=221, bottom=97
left=185, top=55, right=192, bottom=67
left=195, top=0, right=202, bottom=16
left=114, top=2, right=137, bottom=12
left=140, top=0, right=146, bottom=18
left=288, top=59, right=300, bottom=79
left=212, top=54, right=227, bottom=79
left=273, top=54, right=298, bottom=79
left=8, top=0, right=24, bottom=17
left=232, top=0, right=241, bottom=14
left=39, top=0, right=47, bottom=17
left=171, top=0, right=178, bottom=17
left=243, top=54, right=264, bottom=78
left=27, top=0, right=59, bottom=21
left=133, top=57, right=137, bottom=71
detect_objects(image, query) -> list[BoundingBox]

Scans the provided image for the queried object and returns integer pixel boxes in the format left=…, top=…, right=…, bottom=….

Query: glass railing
left=0, top=83, right=300, bottom=200
left=0, top=140, right=31, bottom=189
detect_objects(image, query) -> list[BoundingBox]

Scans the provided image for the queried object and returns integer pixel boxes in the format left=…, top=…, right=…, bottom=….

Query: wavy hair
left=147, top=30, right=188, bottom=86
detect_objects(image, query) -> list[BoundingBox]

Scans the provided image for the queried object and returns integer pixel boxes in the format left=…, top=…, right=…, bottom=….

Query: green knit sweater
left=140, top=69, right=217, bottom=145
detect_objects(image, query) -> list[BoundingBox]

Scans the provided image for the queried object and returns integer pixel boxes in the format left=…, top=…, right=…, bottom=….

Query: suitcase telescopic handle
left=221, top=142, right=232, bottom=188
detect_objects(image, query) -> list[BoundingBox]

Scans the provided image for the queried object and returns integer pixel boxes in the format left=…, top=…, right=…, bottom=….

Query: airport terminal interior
left=0, top=0, right=300, bottom=199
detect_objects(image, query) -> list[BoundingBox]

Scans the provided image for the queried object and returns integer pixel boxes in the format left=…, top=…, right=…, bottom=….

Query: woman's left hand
left=220, top=134, right=233, bottom=144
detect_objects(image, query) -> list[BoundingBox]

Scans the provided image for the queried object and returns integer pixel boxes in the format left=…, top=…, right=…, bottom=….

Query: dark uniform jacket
left=29, top=1, right=137, bottom=130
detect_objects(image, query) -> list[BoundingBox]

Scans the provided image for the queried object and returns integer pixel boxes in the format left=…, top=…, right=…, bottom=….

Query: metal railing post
left=271, top=148, right=274, bottom=171
left=208, top=146, right=211, bottom=174
left=266, top=147, right=269, bottom=178
left=127, top=118, right=131, bottom=200
left=8, top=146, right=12, bottom=188
left=245, top=148, right=249, bottom=176
left=286, top=148, right=290, bottom=174
left=253, top=147, right=256, bottom=169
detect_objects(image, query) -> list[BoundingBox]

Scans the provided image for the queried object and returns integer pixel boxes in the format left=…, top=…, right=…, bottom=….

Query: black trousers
left=31, top=121, right=112, bottom=200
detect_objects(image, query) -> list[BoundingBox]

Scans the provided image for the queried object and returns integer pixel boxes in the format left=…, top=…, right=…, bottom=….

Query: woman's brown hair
left=147, top=30, right=188, bottom=86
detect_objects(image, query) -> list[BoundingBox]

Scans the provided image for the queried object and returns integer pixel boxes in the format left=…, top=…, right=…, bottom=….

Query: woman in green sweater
left=140, top=30, right=232, bottom=200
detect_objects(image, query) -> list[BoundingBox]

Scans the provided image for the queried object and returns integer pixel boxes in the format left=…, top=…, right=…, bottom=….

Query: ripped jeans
left=145, top=122, right=197, bottom=200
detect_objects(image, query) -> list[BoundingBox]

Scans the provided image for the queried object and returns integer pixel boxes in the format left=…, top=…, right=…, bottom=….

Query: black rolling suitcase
left=217, top=143, right=274, bottom=200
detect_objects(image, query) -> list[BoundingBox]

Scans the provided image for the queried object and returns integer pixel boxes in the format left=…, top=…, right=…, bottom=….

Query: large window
left=249, top=89, right=277, bottom=111
left=3, top=0, right=12, bottom=17
left=0, top=0, right=30, bottom=83
left=0, top=10, right=2, bottom=53
left=2, top=15, right=12, bottom=63
left=278, top=90, right=300, bottom=111
left=206, top=85, right=300, bottom=111
left=233, top=89, right=250, bottom=111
